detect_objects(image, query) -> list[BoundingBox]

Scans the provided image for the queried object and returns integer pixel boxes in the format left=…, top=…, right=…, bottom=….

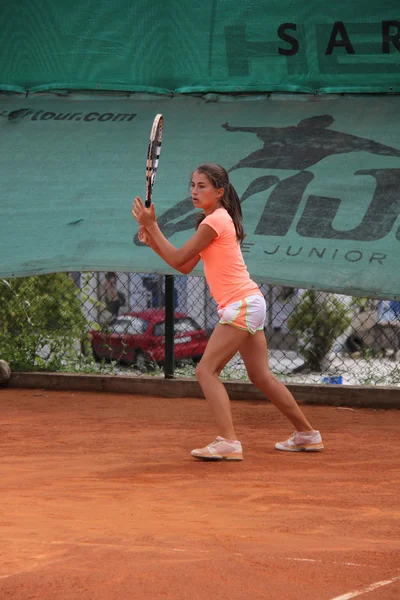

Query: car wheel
left=134, top=350, right=149, bottom=372
left=192, top=355, right=203, bottom=364
left=91, top=345, right=101, bottom=362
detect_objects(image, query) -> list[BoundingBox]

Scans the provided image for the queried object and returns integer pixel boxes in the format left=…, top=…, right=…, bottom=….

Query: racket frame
left=145, top=113, right=163, bottom=208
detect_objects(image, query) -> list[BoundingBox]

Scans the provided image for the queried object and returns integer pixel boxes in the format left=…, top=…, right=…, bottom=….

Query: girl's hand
left=138, top=225, right=150, bottom=245
left=132, top=197, right=156, bottom=229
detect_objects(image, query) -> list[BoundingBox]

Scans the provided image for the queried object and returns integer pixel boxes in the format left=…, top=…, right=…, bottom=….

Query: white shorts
left=218, top=294, right=266, bottom=335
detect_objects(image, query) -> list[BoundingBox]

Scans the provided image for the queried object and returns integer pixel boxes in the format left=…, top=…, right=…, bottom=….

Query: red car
left=90, top=309, right=207, bottom=370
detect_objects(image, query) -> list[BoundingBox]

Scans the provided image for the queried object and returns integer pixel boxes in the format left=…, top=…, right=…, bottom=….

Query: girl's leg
left=195, top=324, right=249, bottom=440
left=239, top=330, right=315, bottom=431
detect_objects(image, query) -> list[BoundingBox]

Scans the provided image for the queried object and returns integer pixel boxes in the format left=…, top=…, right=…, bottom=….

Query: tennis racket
left=145, top=113, right=163, bottom=208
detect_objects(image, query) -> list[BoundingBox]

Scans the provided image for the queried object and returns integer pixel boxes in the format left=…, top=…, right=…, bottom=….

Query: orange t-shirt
left=199, top=208, right=261, bottom=309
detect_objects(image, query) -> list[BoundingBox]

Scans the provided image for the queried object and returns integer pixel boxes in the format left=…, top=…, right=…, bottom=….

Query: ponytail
left=222, top=182, right=245, bottom=243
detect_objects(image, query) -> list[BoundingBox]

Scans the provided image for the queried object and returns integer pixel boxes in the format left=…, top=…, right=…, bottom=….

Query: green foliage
left=0, top=274, right=88, bottom=372
left=287, top=291, right=352, bottom=372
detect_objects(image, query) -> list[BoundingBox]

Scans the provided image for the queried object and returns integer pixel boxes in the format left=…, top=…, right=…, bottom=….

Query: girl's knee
left=246, top=369, right=260, bottom=386
left=195, top=360, right=220, bottom=382
left=195, top=362, right=202, bottom=381
left=247, top=369, right=274, bottom=389
left=195, top=361, right=208, bottom=382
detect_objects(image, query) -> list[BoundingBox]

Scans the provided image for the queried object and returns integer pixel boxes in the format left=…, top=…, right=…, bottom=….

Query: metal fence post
left=164, top=274, right=175, bottom=378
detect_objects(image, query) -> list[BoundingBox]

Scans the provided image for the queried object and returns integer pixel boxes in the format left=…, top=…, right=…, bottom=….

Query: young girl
left=132, top=163, right=323, bottom=460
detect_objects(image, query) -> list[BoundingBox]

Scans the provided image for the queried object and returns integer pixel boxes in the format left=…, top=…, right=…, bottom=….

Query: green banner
left=1, top=93, right=400, bottom=299
left=0, top=1, right=399, bottom=94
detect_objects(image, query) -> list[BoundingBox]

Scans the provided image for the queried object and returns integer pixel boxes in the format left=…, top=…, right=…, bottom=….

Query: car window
left=153, top=318, right=201, bottom=336
left=127, top=318, right=148, bottom=334
left=153, top=322, right=164, bottom=337
left=113, top=318, right=147, bottom=334
left=112, top=319, right=129, bottom=334
left=175, top=318, right=201, bottom=333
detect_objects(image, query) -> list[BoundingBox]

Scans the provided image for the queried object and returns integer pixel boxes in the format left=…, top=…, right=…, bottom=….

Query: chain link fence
left=1, top=272, right=400, bottom=386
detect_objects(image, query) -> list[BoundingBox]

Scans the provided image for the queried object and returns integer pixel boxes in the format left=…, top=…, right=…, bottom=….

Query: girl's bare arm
left=139, top=226, right=203, bottom=274
left=145, top=221, right=216, bottom=270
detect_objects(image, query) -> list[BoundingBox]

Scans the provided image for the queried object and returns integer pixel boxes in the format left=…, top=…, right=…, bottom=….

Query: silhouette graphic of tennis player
left=222, top=115, right=400, bottom=172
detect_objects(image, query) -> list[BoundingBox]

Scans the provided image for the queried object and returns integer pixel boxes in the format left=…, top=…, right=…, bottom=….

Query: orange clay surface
left=1, top=388, right=400, bottom=600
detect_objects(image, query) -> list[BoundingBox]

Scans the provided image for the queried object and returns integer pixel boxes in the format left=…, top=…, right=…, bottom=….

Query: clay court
left=1, top=388, right=400, bottom=600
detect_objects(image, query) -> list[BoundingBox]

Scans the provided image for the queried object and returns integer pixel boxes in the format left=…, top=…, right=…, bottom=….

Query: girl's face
left=191, top=171, right=224, bottom=214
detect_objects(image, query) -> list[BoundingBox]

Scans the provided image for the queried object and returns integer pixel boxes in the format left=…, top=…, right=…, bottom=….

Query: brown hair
left=193, top=163, right=245, bottom=242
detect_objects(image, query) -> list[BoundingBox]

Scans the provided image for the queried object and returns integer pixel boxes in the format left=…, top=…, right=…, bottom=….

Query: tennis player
left=132, top=163, right=323, bottom=460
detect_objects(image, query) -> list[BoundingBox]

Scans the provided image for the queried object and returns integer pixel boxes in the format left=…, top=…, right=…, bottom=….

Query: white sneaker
left=191, top=436, right=243, bottom=461
left=275, top=430, right=324, bottom=452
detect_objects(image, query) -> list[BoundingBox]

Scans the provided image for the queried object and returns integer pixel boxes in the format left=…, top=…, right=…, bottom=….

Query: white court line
left=269, top=557, right=373, bottom=568
left=0, top=559, right=63, bottom=580
left=329, top=575, right=400, bottom=599
left=282, top=557, right=368, bottom=568
left=0, top=571, right=29, bottom=580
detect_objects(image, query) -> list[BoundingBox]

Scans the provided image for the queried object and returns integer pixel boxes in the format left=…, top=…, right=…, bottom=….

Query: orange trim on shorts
left=219, top=297, right=264, bottom=335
